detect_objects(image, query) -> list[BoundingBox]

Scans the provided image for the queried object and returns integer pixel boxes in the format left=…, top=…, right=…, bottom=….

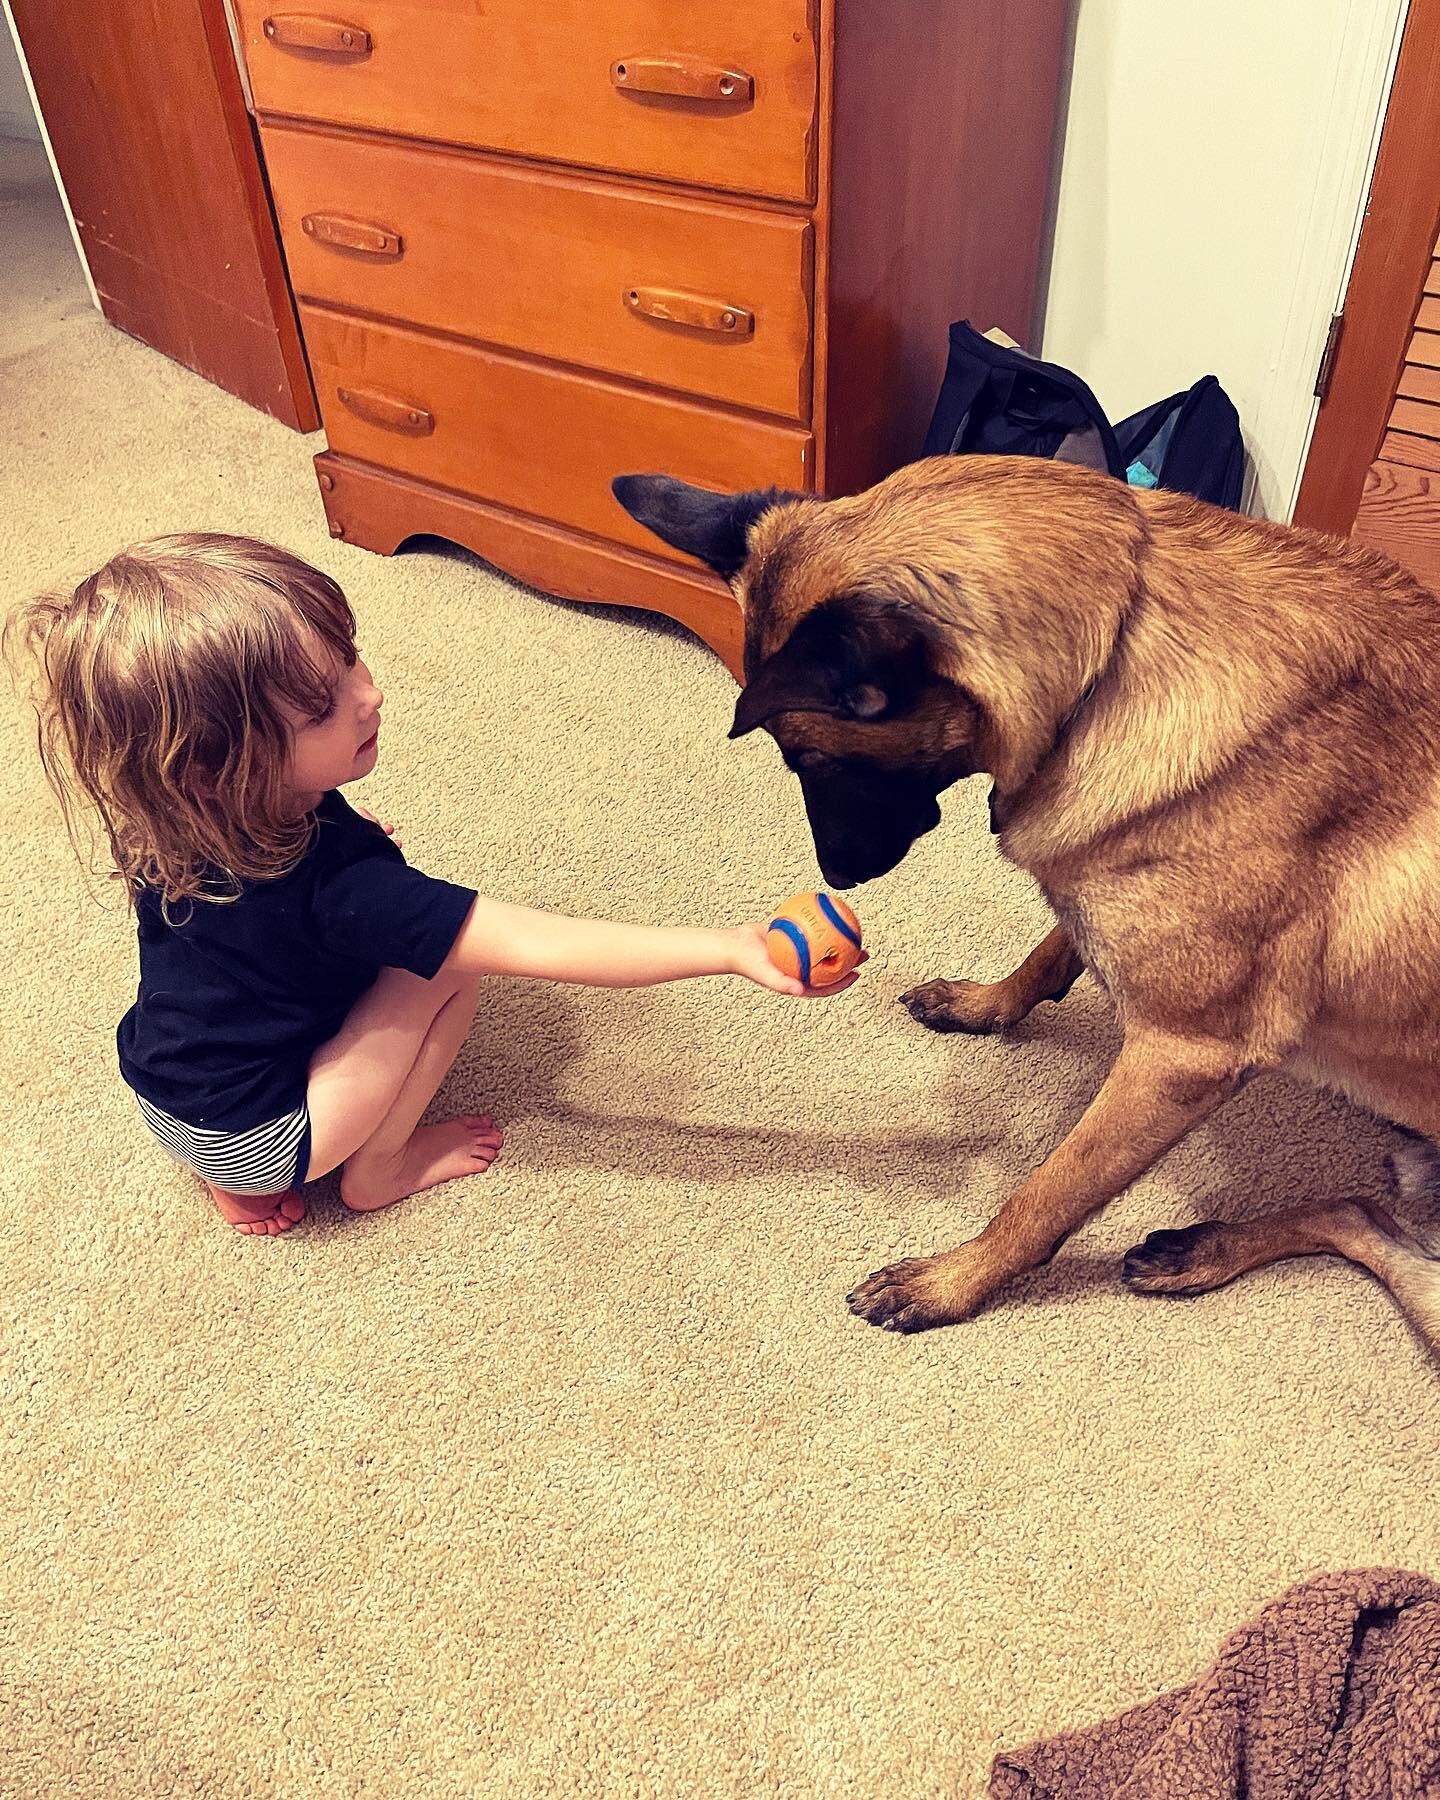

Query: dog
left=613, top=456, right=1440, bottom=1344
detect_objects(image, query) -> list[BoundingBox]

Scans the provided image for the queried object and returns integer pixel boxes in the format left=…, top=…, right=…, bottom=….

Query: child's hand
left=728, top=922, right=867, bottom=997
left=357, top=805, right=403, bottom=850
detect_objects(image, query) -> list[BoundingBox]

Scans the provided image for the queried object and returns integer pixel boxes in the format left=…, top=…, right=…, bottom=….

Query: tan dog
left=614, top=457, right=1440, bottom=1343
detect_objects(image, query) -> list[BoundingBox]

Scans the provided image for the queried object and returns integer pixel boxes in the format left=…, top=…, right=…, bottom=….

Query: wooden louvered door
left=1294, top=0, right=1440, bottom=591
left=1352, top=248, right=1440, bottom=591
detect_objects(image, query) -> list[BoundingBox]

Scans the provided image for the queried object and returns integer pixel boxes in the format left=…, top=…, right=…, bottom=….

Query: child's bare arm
left=441, top=896, right=858, bottom=997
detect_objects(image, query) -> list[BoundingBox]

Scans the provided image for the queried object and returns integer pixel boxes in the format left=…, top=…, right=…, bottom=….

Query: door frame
left=1294, top=0, right=1440, bottom=535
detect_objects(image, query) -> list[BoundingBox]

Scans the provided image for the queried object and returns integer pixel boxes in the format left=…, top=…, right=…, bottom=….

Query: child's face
left=287, top=651, right=384, bottom=803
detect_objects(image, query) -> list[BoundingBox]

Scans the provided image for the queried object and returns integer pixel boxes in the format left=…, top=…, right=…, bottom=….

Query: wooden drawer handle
left=610, top=57, right=753, bottom=104
left=301, top=213, right=403, bottom=258
left=625, top=286, right=754, bottom=337
left=262, top=14, right=372, bottom=56
left=336, top=385, right=433, bottom=435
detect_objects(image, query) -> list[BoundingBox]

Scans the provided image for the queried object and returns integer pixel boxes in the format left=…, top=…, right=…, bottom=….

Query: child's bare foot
left=339, top=1114, right=504, bottom=1212
left=208, top=1183, right=307, bottom=1236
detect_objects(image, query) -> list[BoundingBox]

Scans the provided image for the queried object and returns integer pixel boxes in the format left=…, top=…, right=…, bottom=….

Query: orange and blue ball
left=766, top=891, right=863, bottom=987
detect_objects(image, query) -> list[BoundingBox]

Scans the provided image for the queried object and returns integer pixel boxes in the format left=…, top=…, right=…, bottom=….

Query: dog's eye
left=788, top=749, right=831, bottom=775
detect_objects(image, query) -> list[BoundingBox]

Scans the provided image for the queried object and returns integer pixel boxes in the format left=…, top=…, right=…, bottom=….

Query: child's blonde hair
left=8, top=533, right=357, bottom=906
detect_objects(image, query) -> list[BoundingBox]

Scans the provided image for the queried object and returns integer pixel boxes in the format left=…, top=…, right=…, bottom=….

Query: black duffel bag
left=922, top=320, right=1245, bottom=510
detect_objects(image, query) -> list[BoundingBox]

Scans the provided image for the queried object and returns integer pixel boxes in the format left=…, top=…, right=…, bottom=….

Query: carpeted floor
left=3, top=134, right=1438, bottom=1798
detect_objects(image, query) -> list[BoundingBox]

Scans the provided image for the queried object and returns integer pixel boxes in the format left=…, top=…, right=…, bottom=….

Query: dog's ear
left=611, top=474, right=799, bottom=578
left=730, top=594, right=932, bottom=738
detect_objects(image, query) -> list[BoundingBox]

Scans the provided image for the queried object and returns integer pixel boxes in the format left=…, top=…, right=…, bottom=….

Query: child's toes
left=223, top=1194, right=305, bottom=1235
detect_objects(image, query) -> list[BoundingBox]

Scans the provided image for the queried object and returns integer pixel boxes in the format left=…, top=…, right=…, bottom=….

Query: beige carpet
left=3, top=136, right=1438, bottom=1798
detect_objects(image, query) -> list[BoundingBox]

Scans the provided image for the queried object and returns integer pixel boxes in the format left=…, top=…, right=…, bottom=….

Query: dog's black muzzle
left=799, top=768, right=945, bottom=889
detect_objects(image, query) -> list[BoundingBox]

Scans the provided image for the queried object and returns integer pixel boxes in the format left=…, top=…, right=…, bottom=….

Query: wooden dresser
left=232, top=2, right=1068, bottom=675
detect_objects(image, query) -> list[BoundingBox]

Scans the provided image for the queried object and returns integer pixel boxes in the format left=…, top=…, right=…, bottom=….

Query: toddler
left=11, top=534, right=858, bottom=1235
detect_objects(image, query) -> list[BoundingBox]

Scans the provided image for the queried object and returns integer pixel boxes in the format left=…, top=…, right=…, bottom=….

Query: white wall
left=0, top=8, right=38, bottom=139
left=1040, top=0, right=1408, bottom=519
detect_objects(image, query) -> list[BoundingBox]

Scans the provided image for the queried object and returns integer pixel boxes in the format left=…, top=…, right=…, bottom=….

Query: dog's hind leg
left=1122, top=1157, right=1440, bottom=1354
left=901, top=924, right=1083, bottom=1034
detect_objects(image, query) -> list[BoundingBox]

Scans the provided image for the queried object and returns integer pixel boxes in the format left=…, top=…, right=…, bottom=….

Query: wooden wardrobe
left=231, top=2, right=1071, bottom=674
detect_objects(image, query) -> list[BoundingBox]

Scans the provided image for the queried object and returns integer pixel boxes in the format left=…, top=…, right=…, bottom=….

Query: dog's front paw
left=900, top=977, right=1017, bottom=1034
left=846, top=1254, right=983, bottom=1332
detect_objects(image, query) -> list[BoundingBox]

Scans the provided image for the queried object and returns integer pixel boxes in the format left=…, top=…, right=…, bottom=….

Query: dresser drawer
left=235, top=0, right=817, bottom=203
left=263, top=125, right=812, bottom=421
left=300, top=306, right=811, bottom=559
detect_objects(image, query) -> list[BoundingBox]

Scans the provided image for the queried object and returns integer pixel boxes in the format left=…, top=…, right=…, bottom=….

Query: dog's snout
left=817, top=845, right=895, bottom=890
left=814, top=827, right=928, bottom=890
left=802, top=768, right=948, bottom=893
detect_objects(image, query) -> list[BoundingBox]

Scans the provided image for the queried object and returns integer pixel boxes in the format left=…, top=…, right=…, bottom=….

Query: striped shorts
left=137, top=1096, right=312, bottom=1195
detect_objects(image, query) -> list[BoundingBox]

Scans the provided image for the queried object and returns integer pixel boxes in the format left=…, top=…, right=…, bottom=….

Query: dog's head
left=612, top=472, right=988, bottom=888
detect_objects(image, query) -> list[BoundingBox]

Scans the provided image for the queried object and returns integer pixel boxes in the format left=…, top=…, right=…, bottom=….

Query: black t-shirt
left=117, top=792, right=476, bottom=1130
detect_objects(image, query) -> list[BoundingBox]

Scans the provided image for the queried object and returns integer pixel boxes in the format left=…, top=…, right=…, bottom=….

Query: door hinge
left=1315, top=312, right=1345, bottom=403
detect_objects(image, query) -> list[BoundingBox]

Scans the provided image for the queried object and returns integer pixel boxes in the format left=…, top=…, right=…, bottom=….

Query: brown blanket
left=990, top=1570, right=1440, bottom=1800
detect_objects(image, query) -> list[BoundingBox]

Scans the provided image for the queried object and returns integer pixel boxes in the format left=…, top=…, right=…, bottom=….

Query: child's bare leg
left=208, top=1184, right=308, bottom=1236
left=305, top=965, right=502, bottom=1212
left=337, top=979, right=498, bottom=1210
